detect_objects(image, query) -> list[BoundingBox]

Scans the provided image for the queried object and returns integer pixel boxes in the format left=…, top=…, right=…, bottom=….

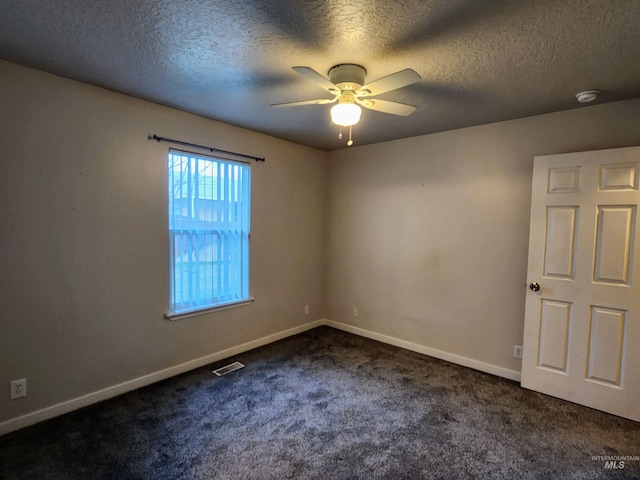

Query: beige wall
left=0, top=60, right=328, bottom=425
left=326, top=99, right=640, bottom=374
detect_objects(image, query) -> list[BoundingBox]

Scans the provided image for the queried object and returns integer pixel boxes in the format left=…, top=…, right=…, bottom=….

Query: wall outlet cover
left=10, top=379, right=27, bottom=400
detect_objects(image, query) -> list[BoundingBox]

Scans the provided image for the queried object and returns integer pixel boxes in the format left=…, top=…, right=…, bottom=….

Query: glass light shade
left=330, top=103, right=362, bottom=127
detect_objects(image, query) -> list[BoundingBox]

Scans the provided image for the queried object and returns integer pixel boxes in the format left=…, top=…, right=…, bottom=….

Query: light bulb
left=330, top=103, right=361, bottom=127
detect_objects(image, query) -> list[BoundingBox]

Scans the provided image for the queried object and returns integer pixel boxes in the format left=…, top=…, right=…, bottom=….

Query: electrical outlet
left=513, top=345, right=523, bottom=359
left=305, top=305, right=310, bottom=314
left=10, top=378, right=27, bottom=400
left=352, top=307, right=358, bottom=318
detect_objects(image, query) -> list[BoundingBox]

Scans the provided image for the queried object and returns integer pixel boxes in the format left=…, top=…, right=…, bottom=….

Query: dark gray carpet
left=1, top=326, right=638, bottom=479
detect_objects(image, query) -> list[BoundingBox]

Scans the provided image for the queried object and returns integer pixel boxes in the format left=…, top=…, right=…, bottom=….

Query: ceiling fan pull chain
left=347, top=125, right=354, bottom=146
left=338, top=126, right=343, bottom=140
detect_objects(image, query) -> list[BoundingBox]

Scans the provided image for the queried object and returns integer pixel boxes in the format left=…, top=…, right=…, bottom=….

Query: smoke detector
left=575, top=90, right=600, bottom=103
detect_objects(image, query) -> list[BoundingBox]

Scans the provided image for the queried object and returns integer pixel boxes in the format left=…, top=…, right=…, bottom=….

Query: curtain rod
left=149, top=134, right=265, bottom=162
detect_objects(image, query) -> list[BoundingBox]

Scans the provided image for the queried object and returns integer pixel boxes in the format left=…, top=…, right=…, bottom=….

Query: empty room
left=1, top=1, right=639, bottom=478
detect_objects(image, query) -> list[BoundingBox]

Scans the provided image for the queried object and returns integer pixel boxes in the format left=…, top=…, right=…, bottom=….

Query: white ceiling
left=2, top=0, right=639, bottom=151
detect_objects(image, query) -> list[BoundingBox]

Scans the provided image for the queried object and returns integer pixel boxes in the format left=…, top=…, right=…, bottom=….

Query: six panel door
left=521, top=146, right=640, bottom=422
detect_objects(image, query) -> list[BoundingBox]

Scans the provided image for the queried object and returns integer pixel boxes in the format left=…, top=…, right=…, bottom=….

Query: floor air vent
left=213, top=361, right=245, bottom=376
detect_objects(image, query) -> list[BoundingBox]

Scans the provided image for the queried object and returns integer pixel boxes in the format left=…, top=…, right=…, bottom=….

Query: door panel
left=600, top=163, right=638, bottom=190
left=522, top=146, right=640, bottom=422
left=586, top=306, right=626, bottom=387
left=548, top=166, right=582, bottom=193
left=543, top=206, right=578, bottom=279
left=538, top=299, right=572, bottom=373
left=593, top=205, right=635, bottom=285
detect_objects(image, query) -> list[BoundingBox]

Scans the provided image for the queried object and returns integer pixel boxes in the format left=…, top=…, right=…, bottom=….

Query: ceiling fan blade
left=292, top=66, right=339, bottom=93
left=270, top=97, right=337, bottom=108
left=359, top=69, right=421, bottom=96
left=359, top=98, right=417, bottom=116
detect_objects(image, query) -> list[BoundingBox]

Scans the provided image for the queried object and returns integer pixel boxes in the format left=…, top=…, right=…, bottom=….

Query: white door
left=522, top=146, right=640, bottom=422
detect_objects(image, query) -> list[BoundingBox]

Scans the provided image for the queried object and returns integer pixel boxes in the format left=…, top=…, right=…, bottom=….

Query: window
left=167, top=150, right=251, bottom=318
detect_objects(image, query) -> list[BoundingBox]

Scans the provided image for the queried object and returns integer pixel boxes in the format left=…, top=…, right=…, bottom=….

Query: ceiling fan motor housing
left=328, top=64, right=367, bottom=92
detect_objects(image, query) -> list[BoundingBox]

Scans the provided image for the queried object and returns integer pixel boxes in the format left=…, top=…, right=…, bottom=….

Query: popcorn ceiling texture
left=1, top=0, right=639, bottom=150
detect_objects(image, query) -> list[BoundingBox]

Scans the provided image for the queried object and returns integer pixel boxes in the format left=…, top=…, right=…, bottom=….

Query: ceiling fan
left=271, top=64, right=421, bottom=146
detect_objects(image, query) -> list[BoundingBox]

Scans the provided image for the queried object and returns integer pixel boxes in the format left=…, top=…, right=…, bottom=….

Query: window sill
left=165, top=297, right=255, bottom=322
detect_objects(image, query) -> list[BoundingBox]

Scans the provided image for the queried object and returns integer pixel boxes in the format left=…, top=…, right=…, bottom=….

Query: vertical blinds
left=168, top=150, right=251, bottom=314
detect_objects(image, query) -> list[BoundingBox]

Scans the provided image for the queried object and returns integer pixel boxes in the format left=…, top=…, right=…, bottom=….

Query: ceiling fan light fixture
left=272, top=64, right=421, bottom=145
left=330, top=102, right=361, bottom=127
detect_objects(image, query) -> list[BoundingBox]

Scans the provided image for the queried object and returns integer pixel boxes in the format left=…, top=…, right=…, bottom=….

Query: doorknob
left=529, top=282, right=540, bottom=292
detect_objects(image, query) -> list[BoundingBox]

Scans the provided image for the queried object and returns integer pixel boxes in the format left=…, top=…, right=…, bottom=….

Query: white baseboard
left=1, top=317, right=520, bottom=436
left=323, top=319, right=522, bottom=383
left=0, top=319, right=324, bottom=436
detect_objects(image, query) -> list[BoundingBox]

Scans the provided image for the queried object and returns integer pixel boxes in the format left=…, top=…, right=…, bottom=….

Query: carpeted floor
left=1, top=326, right=639, bottom=479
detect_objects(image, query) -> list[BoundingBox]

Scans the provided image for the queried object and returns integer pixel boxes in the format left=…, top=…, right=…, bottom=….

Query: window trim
left=164, top=297, right=255, bottom=321
left=166, top=148, right=252, bottom=319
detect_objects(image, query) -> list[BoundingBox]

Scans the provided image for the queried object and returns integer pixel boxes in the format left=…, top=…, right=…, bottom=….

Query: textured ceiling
left=2, top=0, right=640, bottom=151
